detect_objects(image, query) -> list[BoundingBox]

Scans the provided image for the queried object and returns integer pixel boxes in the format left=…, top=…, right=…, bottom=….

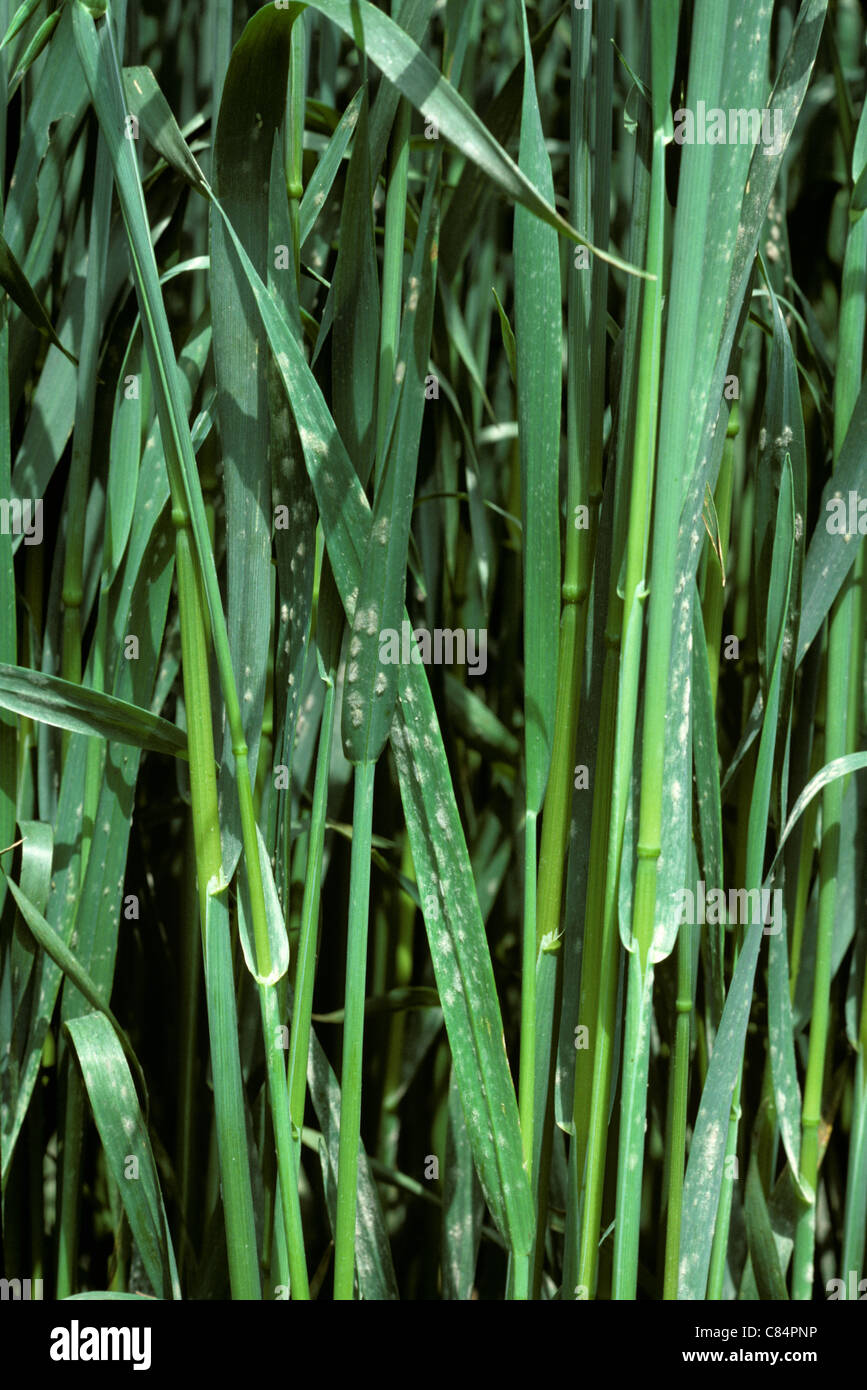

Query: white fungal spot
left=356, top=604, right=379, bottom=636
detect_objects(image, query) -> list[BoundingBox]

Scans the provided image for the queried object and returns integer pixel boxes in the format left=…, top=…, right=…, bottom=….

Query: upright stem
left=609, top=117, right=666, bottom=1300
left=793, top=128, right=867, bottom=1299
left=518, top=810, right=537, bottom=1173
left=537, top=0, right=592, bottom=1286
left=662, top=928, right=693, bottom=1297
left=288, top=676, right=337, bottom=1129
left=259, top=981, right=310, bottom=1299
left=175, top=521, right=260, bottom=1299
left=334, top=760, right=376, bottom=1299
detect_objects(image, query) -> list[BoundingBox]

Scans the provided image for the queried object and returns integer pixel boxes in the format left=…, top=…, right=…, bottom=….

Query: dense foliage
left=0, top=0, right=865, bottom=1302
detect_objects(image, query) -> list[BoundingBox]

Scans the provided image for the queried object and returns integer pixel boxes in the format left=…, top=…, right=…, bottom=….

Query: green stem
left=175, top=522, right=260, bottom=1299
left=615, top=0, right=730, bottom=1292
left=377, top=828, right=416, bottom=1166
left=288, top=675, right=336, bottom=1128
left=793, top=135, right=867, bottom=1299
left=177, top=805, right=201, bottom=1279
left=519, top=810, right=537, bottom=1175
left=607, top=116, right=666, bottom=1301
left=662, top=931, right=693, bottom=1298
left=259, top=981, right=310, bottom=1299
left=334, top=759, right=375, bottom=1300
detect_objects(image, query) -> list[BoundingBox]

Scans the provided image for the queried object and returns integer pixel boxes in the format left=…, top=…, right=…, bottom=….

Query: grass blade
left=65, top=1012, right=180, bottom=1301
left=0, top=664, right=188, bottom=758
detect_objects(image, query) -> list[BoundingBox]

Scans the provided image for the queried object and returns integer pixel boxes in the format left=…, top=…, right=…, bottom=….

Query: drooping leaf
left=0, top=663, right=188, bottom=758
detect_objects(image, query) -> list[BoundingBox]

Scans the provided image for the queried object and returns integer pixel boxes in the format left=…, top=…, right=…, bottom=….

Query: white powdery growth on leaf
left=298, top=425, right=327, bottom=460
left=346, top=690, right=364, bottom=727
left=355, top=603, right=379, bottom=637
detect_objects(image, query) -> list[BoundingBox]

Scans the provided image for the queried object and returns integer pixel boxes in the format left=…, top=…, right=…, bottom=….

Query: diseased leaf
left=0, top=664, right=188, bottom=758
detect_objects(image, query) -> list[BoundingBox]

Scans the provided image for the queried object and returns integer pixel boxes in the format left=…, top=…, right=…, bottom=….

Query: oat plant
left=0, top=0, right=865, bottom=1303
